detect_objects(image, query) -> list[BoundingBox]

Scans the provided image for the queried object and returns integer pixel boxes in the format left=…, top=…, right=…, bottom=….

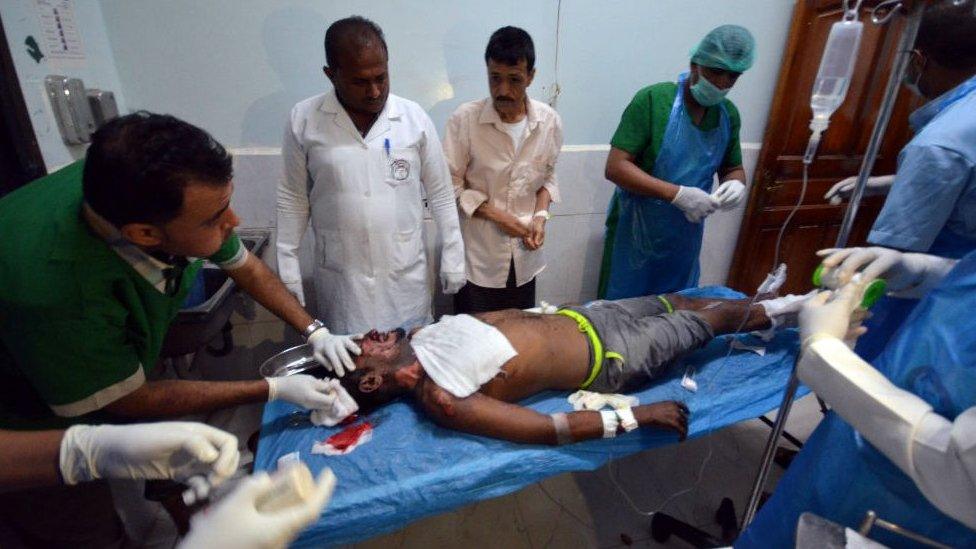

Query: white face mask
left=689, top=70, right=730, bottom=107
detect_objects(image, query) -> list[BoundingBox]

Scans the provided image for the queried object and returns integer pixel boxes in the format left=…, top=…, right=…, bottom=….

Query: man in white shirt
left=444, top=26, right=563, bottom=314
left=277, top=16, right=465, bottom=338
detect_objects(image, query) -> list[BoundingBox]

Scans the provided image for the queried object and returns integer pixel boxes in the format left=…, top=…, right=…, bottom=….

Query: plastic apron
left=855, top=79, right=976, bottom=363
left=602, top=72, right=730, bottom=299
left=739, top=251, right=976, bottom=548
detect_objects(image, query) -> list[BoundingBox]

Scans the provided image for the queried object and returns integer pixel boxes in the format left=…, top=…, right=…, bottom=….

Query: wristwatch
left=303, top=319, right=326, bottom=339
left=533, top=210, right=551, bottom=221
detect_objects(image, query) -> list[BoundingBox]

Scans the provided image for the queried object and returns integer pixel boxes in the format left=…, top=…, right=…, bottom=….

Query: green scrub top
left=0, top=161, right=243, bottom=429
left=597, top=82, right=744, bottom=298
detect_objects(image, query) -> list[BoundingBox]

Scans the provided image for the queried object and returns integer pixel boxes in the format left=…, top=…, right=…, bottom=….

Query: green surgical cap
left=690, top=24, right=756, bottom=73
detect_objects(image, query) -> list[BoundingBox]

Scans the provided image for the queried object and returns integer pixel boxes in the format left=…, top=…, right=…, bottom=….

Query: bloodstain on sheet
left=312, top=419, right=373, bottom=456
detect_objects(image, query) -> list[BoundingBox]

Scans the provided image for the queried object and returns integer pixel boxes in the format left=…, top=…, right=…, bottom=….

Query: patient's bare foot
left=636, top=401, right=689, bottom=441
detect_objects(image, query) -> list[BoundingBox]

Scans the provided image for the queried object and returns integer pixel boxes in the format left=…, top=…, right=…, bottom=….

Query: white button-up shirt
left=444, top=98, right=562, bottom=288
left=277, top=90, right=464, bottom=333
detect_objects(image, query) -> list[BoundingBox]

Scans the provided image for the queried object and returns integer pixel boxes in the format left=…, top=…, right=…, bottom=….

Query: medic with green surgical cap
left=600, top=24, right=756, bottom=299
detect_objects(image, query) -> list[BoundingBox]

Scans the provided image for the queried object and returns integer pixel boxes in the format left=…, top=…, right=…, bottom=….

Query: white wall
left=97, top=0, right=792, bottom=147
left=3, top=1, right=793, bottom=306
left=0, top=0, right=127, bottom=170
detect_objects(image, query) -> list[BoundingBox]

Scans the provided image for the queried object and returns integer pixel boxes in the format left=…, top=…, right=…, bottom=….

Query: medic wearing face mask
left=599, top=25, right=756, bottom=299
left=824, top=3, right=976, bottom=363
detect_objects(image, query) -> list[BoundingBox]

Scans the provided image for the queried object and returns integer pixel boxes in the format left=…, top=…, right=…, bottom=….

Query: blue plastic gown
left=738, top=251, right=976, bottom=548
left=603, top=73, right=731, bottom=299
left=254, top=287, right=806, bottom=547
left=855, top=76, right=976, bottom=362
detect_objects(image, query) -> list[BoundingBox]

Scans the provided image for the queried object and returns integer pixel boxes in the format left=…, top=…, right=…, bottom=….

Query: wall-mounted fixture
left=44, top=75, right=118, bottom=145
left=86, top=89, right=118, bottom=128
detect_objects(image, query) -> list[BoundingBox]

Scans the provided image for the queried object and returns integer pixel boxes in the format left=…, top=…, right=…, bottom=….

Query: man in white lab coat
left=277, top=16, right=465, bottom=340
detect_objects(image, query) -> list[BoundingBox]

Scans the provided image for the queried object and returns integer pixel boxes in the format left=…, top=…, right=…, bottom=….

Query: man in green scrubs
left=599, top=25, right=755, bottom=299
left=0, top=112, right=357, bottom=546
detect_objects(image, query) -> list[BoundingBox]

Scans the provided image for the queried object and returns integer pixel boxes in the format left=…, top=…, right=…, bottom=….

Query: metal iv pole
left=739, top=0, right=927, bottom=530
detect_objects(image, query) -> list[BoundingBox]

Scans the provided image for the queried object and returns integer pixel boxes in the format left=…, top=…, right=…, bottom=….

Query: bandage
left=410, top=314, right=518, bottom=398
left=309, top=379, right=359, bottom=427
left=550, top=413, right=572, bottom=445
left=615, top=407, right=638, bottom=432
left=600, top=410, right=619, bottom=438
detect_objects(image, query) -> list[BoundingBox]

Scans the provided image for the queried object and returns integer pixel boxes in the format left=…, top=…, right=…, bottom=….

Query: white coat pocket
left=316, top=229, right=344, bottom=273
left=391, top=229, right=424, bottom=273
left=384, top=148, right=420, bottom=188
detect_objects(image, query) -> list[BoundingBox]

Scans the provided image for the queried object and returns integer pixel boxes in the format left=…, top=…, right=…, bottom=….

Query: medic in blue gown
left=598, top=25, right=756, bottom=299
left=828, top=3, right=976, bottom=361
left=739, top=243, right=976, bottom=548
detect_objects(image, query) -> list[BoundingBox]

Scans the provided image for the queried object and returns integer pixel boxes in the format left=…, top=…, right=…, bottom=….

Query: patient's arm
left=418, top=380, right=688, bottom=445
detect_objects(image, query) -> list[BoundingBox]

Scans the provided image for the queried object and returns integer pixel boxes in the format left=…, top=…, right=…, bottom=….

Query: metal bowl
left=259, top=343, right=321, bottom=378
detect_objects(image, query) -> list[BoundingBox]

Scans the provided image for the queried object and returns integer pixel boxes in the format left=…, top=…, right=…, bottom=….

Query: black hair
left=324, top=16, right=388, bottom=68
left=82, top=111, right=232, bottom=227
left=335, top=366, right=406, bottom=414
left=485, top=26, right=535, bottom=72
left=915, top=2, right=976, bottom=70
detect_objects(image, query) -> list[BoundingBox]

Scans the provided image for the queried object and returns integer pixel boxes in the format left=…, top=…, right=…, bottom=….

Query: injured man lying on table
left=307, top=291, right=806, bottom=444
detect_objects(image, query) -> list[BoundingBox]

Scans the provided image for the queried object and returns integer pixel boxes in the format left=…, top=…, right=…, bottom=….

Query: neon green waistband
left=557, top=309, right=622, bottom=389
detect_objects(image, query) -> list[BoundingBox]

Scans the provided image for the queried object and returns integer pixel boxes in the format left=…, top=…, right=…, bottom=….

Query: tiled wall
left=230, top=144, right=760, bottom=317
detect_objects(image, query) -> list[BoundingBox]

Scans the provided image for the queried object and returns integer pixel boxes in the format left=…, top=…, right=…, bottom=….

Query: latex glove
left=179, top=469, right=336, bottom=549
left=817, top=247, right=957, bottom=298
left=671, top=185, right=718, bottom=223
left=712, top=179, right=746, bottom=210
left=522, top=216, right=546, bottom=250
left=307, top=327, right=362, bottom=376
left=823, top=175, right=895, bottom=205
left=759, top=291, right=818, bottom=329
left=799, top=284, right=865, bottom=348
left=266, top=374, right=338, bottom=409
left=441, top=271, right=466, bottom=295
left=59, top=422, right=239, bottom=486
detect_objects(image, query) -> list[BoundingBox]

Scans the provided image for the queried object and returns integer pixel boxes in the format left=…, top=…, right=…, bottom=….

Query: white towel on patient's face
left=409, top=314, right=518, bottom=398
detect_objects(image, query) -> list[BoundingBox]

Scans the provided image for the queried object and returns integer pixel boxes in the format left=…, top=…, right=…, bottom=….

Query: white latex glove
left=266, top=374, right=338, bottom=409
left=179, top=469, right=336, bottom=549
left=712, top=179, right=746, bottom=210
left=823, top=175, right=895, bottom=205
left=799, top=284, right=865, bottom=348
left=671, top=185, right=718, bottom=223
left=817, top=247, right=958, bottom=298
left=307, top=328, right=362, bottom=376
left=759, top=291, right=819, bottom=329
left=59, top=422, right=239, bottom=486
left=441, top=272, right=466, bottom=295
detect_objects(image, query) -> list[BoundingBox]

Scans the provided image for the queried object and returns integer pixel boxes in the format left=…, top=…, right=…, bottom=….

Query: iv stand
left=739, top=0, right=926, bottom=530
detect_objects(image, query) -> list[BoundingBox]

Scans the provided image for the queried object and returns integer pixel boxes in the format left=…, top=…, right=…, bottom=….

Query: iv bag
left=810, top=19, right=863, bottom=130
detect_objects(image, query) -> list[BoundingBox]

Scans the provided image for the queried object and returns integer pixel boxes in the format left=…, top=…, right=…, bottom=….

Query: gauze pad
left=410, top=314, right=518, bottom=398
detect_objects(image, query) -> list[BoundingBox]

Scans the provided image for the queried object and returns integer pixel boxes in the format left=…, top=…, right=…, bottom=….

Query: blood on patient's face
left=354, top=328, right=408, bottom=366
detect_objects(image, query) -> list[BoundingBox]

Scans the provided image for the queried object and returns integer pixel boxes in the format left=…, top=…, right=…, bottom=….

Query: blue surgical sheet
left=254, top=287, right=806, bottom=547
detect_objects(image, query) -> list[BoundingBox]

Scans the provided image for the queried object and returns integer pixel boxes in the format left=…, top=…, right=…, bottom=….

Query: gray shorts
left=563, top=295, right=713, bottom=393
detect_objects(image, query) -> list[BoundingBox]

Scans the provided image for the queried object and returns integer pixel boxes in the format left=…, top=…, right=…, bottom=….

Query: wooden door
left=0, top=16, right=45, bottom=197
left=728, top=0, right=922, bottom=294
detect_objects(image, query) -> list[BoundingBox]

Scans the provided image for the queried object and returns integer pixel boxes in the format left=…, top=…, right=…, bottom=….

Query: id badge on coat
left=385, top=147, right=419, bottom=187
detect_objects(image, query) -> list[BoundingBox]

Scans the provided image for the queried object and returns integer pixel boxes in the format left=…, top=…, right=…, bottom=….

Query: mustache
left=494, top=96, right=515, bottom=102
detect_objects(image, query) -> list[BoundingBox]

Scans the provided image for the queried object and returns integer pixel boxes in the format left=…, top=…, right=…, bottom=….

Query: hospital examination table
left=254, top=287, right=807, bottom=547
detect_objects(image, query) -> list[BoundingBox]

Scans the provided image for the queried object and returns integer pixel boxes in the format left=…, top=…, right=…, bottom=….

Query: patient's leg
left=664, top=294, right=772, bottom=334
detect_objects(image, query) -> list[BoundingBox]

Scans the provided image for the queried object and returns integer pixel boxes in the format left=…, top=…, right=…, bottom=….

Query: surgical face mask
left=689, top=71, right=729, bottom=107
